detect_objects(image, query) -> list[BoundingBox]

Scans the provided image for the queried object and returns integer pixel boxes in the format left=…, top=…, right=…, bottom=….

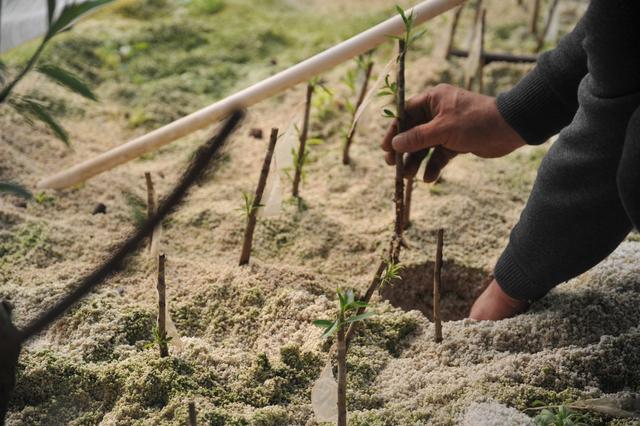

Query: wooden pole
left=239, top=128, right=279, bottom=265
left=465, top=0, right=483, bottom=50
left=433, top=229, right=443, bottom=343
left=443, top=5, right=463, bottom=59
left=157, top=253, right=169, bottom=357
left=36, top=0, right=464, bottom=190
left=535, top=0, right=559, bottom=52
left=144, top=172, right=156, bottom=249
left=449, top=49, right=537, bottom=64
left=529, top=0, right=540, bottom=34
left=391, top=40, right=407, bottom=263
left=464, top=9, right=485, bottom=92
left=292, top=84, right=314, bottom=198
left=343, top=60, right=374, bottom=165
left=188, top=402, right=197, bottom=426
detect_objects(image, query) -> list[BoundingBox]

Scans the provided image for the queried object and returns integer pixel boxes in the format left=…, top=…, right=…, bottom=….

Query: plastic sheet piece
left=311, top=361, right=338, bottom=423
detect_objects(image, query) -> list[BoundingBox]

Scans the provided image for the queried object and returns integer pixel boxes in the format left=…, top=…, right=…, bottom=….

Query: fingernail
left=391, top=135, right=402, bottom=150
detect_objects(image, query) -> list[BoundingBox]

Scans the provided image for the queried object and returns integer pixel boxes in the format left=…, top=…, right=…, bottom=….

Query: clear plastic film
left=311, top=361, right=339, bottom=423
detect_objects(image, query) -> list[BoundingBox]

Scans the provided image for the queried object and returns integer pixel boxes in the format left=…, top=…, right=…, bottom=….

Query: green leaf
left=382, top=109, right=397, bottom=118
left=376, top=90, right=394, bottom=98
left=345, top=289, right=355, bottom=306
left=345, top=311, right=375, bottom=324
left=0, top=182, right=33, bottom=199
left=396, top=5, right=408, bottom=25
left=313, top=319, right=335, bottom=329
left=337, top=289, right=348, bottom=310
left=47, top=0, right=113, bottom=38
left=307, top=138, right=324, bottom=146
left=320, top=321, right=339, bottom=338
left=10, top=97, right=69, bottom=145
left=47, top=0, right=57, bottom=25
left=350, top=300, right=368, bottom=308
left=37, top=64, right=97, bottom=101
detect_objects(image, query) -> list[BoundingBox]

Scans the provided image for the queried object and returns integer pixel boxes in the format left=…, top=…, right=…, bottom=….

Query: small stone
left=92, top=203, right=107, bottom=215
left=270, top=58, right=278, bottom=66
left=249, top=128, right=264, bottom=139
left=14, top=200, right=27, bottom=209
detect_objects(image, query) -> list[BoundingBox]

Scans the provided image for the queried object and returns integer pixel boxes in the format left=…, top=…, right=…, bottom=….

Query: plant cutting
left=291, top=82, right=314, bottom=199
left=433, top=229, right=444, bottom=342
left=155, top=253, right=170, bottom=357
left=380, top=6, right=427, bottom=262
left=313, top=288, right=374, bottom=426
left=342, top=53, right=375, bottom=165
left=239, top=128, right=279, bottom=265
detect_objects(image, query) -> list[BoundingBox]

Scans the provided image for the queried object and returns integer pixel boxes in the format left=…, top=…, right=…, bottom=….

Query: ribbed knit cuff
left=496, top=69, right=569, bottom=146
left=494, top=246, right=550, bottom=302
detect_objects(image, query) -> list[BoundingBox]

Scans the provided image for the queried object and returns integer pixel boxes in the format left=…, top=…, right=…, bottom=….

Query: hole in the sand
left=379, top=261, right=492, bottom=321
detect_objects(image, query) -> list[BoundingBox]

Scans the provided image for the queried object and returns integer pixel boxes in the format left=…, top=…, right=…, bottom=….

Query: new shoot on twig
left=239, top=128, right=279, bottom=265
left=342, top=53, right=375, bottom=165
left=313, top=288, right=374, bottom=426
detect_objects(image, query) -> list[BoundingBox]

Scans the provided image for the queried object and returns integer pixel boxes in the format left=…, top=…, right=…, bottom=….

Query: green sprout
left=380, top=260, right=404, bottom=288
left=313, top=288, right=374, bottom=339
left=534, top=405, right=588, bottom=426
left=238, top=192, right=263, bottom=217
left=144, top=325, right=172, bottom=350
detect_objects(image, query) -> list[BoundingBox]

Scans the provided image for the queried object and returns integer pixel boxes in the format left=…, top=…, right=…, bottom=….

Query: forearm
left=496, top=17, right=587, bottom=145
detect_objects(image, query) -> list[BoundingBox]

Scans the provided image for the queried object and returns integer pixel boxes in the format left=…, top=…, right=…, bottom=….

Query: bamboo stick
left=292, top=84, right=313, bottom=198
left=336, top=313, right=347, bottom=426
left=433, top=229, right=443, bottom=342
left=36, top=0, right=463, bottom=190
left=239, top=128, right=279, bottom=265
left=157, top=253, right=169, bottom=357
left=529, top=0, right=540, bottom=34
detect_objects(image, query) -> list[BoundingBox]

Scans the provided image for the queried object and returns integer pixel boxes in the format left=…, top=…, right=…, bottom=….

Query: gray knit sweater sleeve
left=496, top=18, right=587, bottom=145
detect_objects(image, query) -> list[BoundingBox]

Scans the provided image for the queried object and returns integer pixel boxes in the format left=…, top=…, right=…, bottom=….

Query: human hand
left=381, top=84, right=526, bottom=182
left=468, top=279, right=530, bottom=320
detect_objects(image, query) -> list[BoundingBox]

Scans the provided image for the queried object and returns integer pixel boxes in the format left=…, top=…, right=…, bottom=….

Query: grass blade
left=13, top=97, right=69, bottom=145
left=47, top=0, right=113, bottom=37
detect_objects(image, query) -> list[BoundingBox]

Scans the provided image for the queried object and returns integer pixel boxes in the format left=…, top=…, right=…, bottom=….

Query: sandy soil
left=2, top=0, right=639, bottom=425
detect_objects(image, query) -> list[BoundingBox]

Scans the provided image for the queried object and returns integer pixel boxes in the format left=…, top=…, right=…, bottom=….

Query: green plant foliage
left=238, top=192, right=263, bottom=217
left=313, top=288, right=374, bottom=338
left=124, top=192, right=146, bottom=227
left=0, top=182, right=32, bottom=199
left=534, top=405, right=588, bottom=426
left=189, top=0, right=225, bottom=15
left=8, top=96, right=69, bottom=145
left=380, top=261, right=403, bottom=288
left=144, top=325, right=172, bottom=350
left=36, top=63, right=98, bottom=101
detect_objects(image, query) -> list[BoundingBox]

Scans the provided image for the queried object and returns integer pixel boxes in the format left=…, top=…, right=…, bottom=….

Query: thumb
left=391, top=118, right=446, bottom=153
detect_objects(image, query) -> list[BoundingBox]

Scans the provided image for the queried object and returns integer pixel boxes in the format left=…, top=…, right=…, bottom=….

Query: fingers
left=392, top=119, right=446, bottom=153
left=424, top=146, right=457, bottom=183
left=403, top=149, right=429, bottom=178
left=381, top=120, right=399, bottom=154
